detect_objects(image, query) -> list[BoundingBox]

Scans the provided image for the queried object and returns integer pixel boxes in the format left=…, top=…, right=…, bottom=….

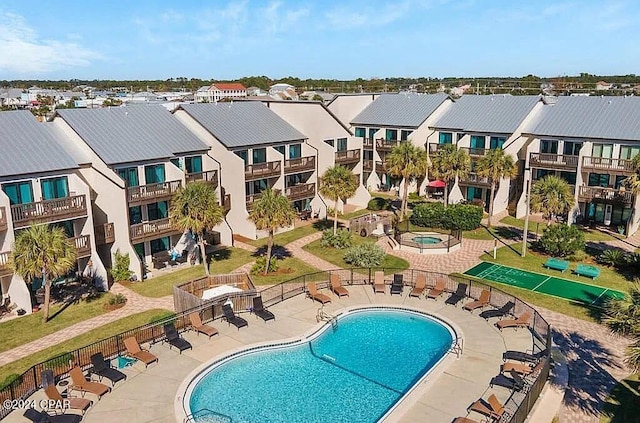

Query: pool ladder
left=183, top=408, right=233, bottom=423
left=449, top=337, right=464, bottom=358
left=317, top=306, right=338, bottom=329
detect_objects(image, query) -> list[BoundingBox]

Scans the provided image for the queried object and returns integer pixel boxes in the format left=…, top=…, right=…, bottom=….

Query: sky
left=0, top=0, right=638, bottom=81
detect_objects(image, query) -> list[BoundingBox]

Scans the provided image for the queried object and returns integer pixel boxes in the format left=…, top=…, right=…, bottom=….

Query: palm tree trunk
left=443, top=181, right=449, bottom=207
left=198, top=236, right=210, bottom=276
left=265, top=230, right=274, bottom=276
left=42, top=271, right=50, bottom=323
left=333, top=202, right=339, bottom=235
left=487, top=181, right=496, bottom=228
left=402, top=178, right=409, bottom=218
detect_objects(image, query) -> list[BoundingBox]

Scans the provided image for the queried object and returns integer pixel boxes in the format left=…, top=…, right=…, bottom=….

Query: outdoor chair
left=189, top=312, right=219, bottom=338
left=502, top=358, right=546, bottom=376
left=390, top=273, right=404, bottom=295
left=496, top=311, right=532, bottom=331
left=24, top=409, right=82, bottom=423
left=479, top=301, right=515, bottom=320
left=329, top=274, right=349, bottom=297
left=452, top=418, right=482, bottom=423
left=373, top=271, right=385, bottom=294
left=490, top=369, right=526, bottom=392
left=468, top=394, right=505, bottom=421
left=252, top=296, right=275, bottom=322
left=163, top=323, right=193, bottom=353
left=409, top=274, right=426, bottom=298
left=89, top=352, right=127, bottom=386
left=222, top=303, right=249, bottom=329
left=44, top=384, right=92, bottom=414
left=503, top=348, right=548, bottom=363
left=69, top=366, right=110, bottom=399
left=463, top=289, right=490, bottom=312
left=307, top=282, right=332, bottom=304
left=123, top=336, right=158, bottom=367
left=445, top=283, right=468, bottom=306
left=426, top=277, right=445, bottom=299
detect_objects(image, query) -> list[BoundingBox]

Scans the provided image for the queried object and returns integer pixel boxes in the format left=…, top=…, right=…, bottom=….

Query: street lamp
left=522, top=168, right=532, bottom=257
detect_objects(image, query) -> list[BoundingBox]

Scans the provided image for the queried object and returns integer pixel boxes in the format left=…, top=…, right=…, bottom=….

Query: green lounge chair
left=575, top=264, right=600, bottom=279
left=543, top=258, right=569, bottom=272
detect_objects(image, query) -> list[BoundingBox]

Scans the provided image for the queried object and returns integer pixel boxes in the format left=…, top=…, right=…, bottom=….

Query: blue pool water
left=187, top=308, right=454, bottom=423
left=412, top=235, right=442, bottom=245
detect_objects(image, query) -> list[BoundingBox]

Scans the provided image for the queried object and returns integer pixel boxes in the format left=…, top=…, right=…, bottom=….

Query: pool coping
left=174, top=304, right=464, bottom=423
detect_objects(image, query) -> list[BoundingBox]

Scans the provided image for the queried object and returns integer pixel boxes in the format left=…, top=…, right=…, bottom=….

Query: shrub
left=0, top=373, right=22, bottom=390
left=110, top=249, right=134, bottom=281
left=538, top=224, right=585, bottom=257
left=367, top=197, right=391, bottom=211
left=597, top=249, right=626, bottom=267
left=108, top=293, right=128, bottom=306
left=441, top=204, right=483, bottom=231
left=624, top=252, right=640, bottom=271
left=567, top=250, right=589, bottom=262
left=251, top=256, right=279, bottom=274
left=320, top=229, right=353, bottom=249
left=408, top=192, right=422, bottom=202
left=409, top=202, right=445, bottom=228
left=343, top=243, right=385, bottom=267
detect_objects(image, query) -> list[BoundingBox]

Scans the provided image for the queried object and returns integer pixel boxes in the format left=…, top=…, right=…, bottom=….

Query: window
left=563, top=141, right=582, bottom=156
left=148, top=201, right=168, bottom=221
left=368, top=128, right=379, bottom=139
left=490, top=136, right=506, bottom=149
left=2, top=181, right=33, bottom=205
left=588, top=173, right=610, bottom=187
left=559, top=171, right=576, bottom=185
left=400, top=130, right=412, bottom=141
left=534, top=169, right=554, bottom=180
left=286, top=174, right=306, bottom=187
left=470, top=135, right=486, bottom=149
left=150, top=236, right=170, bottom=255
left=50, top=221, right=74, bottom=238
left=252, top=148, right=266, bottom=164
left=144, top=164, right=165, bottom=184
left=235, top=150, right=248, bottom=164
left=185, top=156, right=202, bottom=174
left=246, top=179, right=268, bottom=195
left=385, top=129, right=398, bottom=141
left=592, top=143, right=613, bottom=158
left=363, top=150, right=374, bottom=160
left=170, top=158, right=182, bottom=170
left=354, top=127, right=366, bottom=138
left=41, top=177, right=69, bottom=200
left=615, top=175, right=627, bottom=189
left=323, top=139, right=335, bottom=147
left=274, top=146, right=285, bottom=155
left=620, top=146, right=640, bottom=160
left=289, top=144, right=302, bottom=158
left=133, top=243, right=145, bottom=260
left=336, top=138, right=347, bottom=152
left=439, top=132, right=452, bottom=144
left=117, top=167, right=139, bottom=187
left=540, top=139, right=558, bottom=154
left=129, top=206, right=142, bottom=225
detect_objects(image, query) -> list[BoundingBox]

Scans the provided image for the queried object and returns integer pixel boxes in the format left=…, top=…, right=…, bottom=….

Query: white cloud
left=324, top=1, right=412, bottom=30
left=0, top=12, right=101, bottom=76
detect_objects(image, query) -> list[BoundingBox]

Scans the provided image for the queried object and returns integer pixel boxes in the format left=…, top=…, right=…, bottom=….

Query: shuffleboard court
left=464, top=262, right=626, bottom=306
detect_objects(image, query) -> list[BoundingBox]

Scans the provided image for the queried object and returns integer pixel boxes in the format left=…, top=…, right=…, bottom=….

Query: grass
left=0, top=292, right=117, bottom=355
left=601, top=373, right=640, bottom=423
left=250, top=257, right=320, bottom=285
left=341, top=209, right=372, bottom=220
left=499, top=216, right=619, bottom=242
left=0, top=309, right=174, bottom=388
left=247, top=220, right=333, bottom=248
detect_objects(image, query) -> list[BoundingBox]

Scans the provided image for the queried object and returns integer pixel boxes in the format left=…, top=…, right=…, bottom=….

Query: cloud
left=0, top=12, right=101, bottom=76
left=324, top=1, right=412, bottom=30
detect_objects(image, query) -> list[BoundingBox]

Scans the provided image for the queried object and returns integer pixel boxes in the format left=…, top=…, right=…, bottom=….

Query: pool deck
left=4, top=285, right=533, bottom=423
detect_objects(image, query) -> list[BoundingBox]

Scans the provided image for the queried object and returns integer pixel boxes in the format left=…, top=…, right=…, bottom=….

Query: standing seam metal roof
left=350, top=93, right=449, bottom=128
left=56, top=106, right=209, bottom=166
left=0, top=110, right=78, bottom=178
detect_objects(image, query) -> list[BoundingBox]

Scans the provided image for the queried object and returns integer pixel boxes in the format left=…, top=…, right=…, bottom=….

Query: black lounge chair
left=89, top=352, right=127, bottom=386
left=490, top=369, right=526, bottom=392
left=222, top=304, right=248, bottom=329
left=390, top=274, right=404, bottom=295
left=503, top=348, right=548, bottom=363
left=479, top=301, right=515, bottom=320
left=163, top=323, right=193, bottom=354
left=252, top=296, right=275, bottom=322
left=445, top=283, right=468, bottom=306
left=24, top=409, right=82, bottom=423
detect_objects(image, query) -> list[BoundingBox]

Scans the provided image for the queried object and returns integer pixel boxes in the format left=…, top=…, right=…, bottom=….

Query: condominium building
left=326, top=93, right=380, bottom=125
left=195, top=83, right=248, bottom=103
left=0, top=111, right=108, bottom=314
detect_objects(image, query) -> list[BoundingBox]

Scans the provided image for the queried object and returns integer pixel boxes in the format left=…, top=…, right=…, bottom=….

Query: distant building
left=247, top=86, right=268, bottom=96
left=269, top=83, right=298, bottom=100
left=596, top=81, right=613, bottom=91
left=195, top=83, right=247, bottom=103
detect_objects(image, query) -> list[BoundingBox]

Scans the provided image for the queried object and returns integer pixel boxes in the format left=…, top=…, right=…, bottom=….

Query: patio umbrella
left=428, top=180, right=446, bottom=188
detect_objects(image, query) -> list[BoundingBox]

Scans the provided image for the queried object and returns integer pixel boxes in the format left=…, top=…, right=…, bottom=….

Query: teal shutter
left=19, top=182, right=33, bottom=203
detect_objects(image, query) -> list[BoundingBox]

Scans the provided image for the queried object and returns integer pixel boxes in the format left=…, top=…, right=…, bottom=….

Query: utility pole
left=522, top=169, right=532, bottom=257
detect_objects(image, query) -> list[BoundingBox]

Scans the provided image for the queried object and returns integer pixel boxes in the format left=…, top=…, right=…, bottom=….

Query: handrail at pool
left=449, top=336, right=464, bottom=358
left=184, top=408, right=233, bottom=423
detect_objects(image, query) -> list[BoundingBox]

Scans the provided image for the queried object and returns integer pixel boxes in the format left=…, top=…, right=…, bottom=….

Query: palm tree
left=429, top=144, right=470, bottom=206
left=385, top=141, right=428, bottom=217
left=11, top=225, right=77, bottom=323
left=319, top=165, right=360, bottom=235
left=623, top=154, right=640, bottom=193
left=169, top=180, right=224, bottom=276
left=248, top=188, right=297, bottom=275
left=475, top=148, right=518, bottom=227
left=530, top=175, right=575, bottom=224
left=604, top=283, right=640, bottom=371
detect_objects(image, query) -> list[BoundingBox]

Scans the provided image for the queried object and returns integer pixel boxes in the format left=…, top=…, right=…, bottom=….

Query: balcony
left=0, top=251, right=11, bottom=277
left=285, top=183, right=316, bottom=201
left=130, top=218, right=179, bottom=243
left=529, top=153, right=579, bottom=170
left=127, top=180, right=181, bottom=206
left=95, top=223, right=115, bottom=245
left=245, top=161, right=281, bottom=180
left=375, top=138, right=399, bottom=152
left=461, top=147, right=487, bottom=157
left=245, top=189, right=281, bottom=209
left=363, top=159, right=374, bottom=171
left=459, top=173, right=491, bottom=187
left=363, top=138, right=374, bottom=150
left=578, top=186, right=634, bottom=205
left=0, top=206, right=6, bottom=232
left=70, top=235, right=92, bottom=258
left=375, top=161, right=386, bottom=173
left=186, top=170, right=218, bottom=188
left=284, top=156, right=315, bottom=174
left=335, top=149, right=361, bottom=165
left=11, top=195, right=88, bottom=229
left=582, top=156, right=635, bottom=174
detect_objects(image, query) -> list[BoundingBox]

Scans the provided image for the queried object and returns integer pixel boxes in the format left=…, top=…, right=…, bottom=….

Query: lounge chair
left=69, top=366, right=110, bottom=399
left=329, top=274, right=349, bottom=297
left=189, top=312, right=219, bottom=338
left=480, top=301, right=515, bottom=320
left=445, top=283, right=468, bottom=306
left=426, top=277, right=445, bottom=299
left=463, top=289, right=490, bottom=312
left=252, top=296, right=275, bottom=322
left=503, top=348, right=548, bottom=363
left=490, top=369, right=526, bottom=391
left=373, top=271, right=385, bottom=294
left=44, top=384, right=92, bottom=414
left=409, top=274, right=426, bottom=297
left=222, top=304, right=249, bottom=329
left=123, top=336, right=159, bottom=367
left=89, top=352, right=127, bottom=386
left=390, top=273, right=404, bottom=295
left=24, top=409, right=82, bottom=423
left=468, top=394, right=505, bottom=421
left=163, top=323, right=193, bottom=353
left=307, top=282, right=332, bottom=304
left=496, top=310, right=532, bottom=331
left=452, top=418, right=482, bottom=423
left=502, top=358, right=546, bottom=376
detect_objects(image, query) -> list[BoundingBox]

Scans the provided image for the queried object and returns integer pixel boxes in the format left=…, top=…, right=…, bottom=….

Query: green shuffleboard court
left=464, top=261, right=626, bottom=306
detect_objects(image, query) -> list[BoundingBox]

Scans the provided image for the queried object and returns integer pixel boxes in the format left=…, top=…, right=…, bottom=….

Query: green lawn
left=341, top=209, right=372, bottom=220
left=250, top=257, right=320, bottom=285
left=499, top=216, right=619, bottom=242
left=247, top=221, right=333, bottom=248
left=601, top=373, right=640, bottom=423
left=302, top=236, right=409, bottom=274
left=0, top=309, right=173, bottom=388
left=0, top=292, right=117, bottom=355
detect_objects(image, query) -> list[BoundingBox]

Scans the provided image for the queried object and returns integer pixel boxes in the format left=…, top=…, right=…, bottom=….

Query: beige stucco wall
left=327, top=94, right=379, bottom=126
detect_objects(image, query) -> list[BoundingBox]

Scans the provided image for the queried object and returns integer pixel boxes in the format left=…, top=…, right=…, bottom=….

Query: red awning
left=428, top=180, right=446, bottom=188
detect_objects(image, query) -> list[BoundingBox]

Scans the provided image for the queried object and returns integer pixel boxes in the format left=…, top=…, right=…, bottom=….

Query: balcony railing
left=375, top=161, right=386, bottom=173
left=363, top=159, right=374, bottom=171
left=0, top=251, right=11, bottom=276
left=70, top=235, right=92, bottom=258
left=529, top=153, right=579, bottom=170
left=582, top=156, right=635, bottom=174
left=186, top=170, right=218, bottom=188
left=285, top=183, right=316, bottom=201
left=127, top=180, right=181, bottom=205
left=363, top=138, right=374, bottom=149
left=284, top=156, right=315, bottom=174
left=459, top=173, right=491, bottom=186
left=10, top=195, right=88, bottom=229
left=375, top=138, right=399, bottom=151
left=0, top=206, right=6, bottom=232
left=246, top=189, right=281, bottom=209
left=578, top=186, right=634, bottom=205
left=245, top=161, right=281, bottom=180
left=335, top=149, right=361, bottom=165
left=95, top=223, right=115, bottom=245
left=130, top=218, right=178, bottom=243
left=461, top=147, right=487, bottom=157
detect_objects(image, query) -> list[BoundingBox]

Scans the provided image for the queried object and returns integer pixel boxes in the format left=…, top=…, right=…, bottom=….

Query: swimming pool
left=184, top=308, right=455, bottom=423
left=412, top=235, right=443, bottom=245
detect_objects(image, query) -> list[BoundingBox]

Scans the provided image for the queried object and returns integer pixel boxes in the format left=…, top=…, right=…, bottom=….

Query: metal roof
left=350, top=93, right=449, bottom=128
left=0, top=111, right=79, bottom=178
left=526, top=96, right=640, bottom=141
left=178, top=102, right=307, bottom=148
left=432, top=95, right=541, bottom=134
left=56, top=106, right=209, bottom=165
